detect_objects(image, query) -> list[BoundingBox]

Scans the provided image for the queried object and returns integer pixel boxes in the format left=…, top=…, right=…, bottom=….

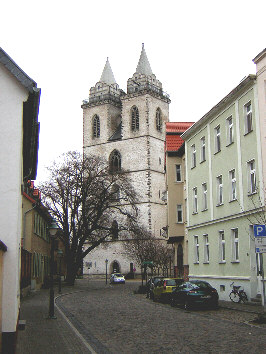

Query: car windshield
left=166, top=279, right=182, bottom=286
left=189, top=281, right=212, bottom=289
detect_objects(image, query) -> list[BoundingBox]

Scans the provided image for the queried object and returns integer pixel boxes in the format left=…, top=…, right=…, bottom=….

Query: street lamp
left=105, top=259, right=108, bottom=285
left=57, top=249, right=63, bottom=294
left=48, top=218, right=59, bottom=319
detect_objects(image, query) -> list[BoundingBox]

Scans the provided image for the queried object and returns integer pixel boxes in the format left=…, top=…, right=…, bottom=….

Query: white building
left=0, top=48, right=40, bottom=352
left=82, top=45, right=170, bottom=276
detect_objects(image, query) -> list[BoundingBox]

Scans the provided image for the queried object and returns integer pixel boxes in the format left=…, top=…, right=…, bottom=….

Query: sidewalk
left=16, top=282, right=91, bottom=354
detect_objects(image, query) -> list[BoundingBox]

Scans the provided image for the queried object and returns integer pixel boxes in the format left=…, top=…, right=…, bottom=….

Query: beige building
left=165, top=122, right=194, bottom=280
left=82, top=44, right=170, bottom=276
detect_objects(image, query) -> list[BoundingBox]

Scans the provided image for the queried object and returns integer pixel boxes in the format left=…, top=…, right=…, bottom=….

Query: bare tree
left=40, top=151, right=139, bottom=285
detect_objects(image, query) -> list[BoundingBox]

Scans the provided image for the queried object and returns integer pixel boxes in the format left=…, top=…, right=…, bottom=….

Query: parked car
left=153, top=278, right=184, bottom=302
left=147, top=276, right=164, bottom=299
left=170, top=280, right=219, bottom=310
left=110, top=273, right=125, bottom=284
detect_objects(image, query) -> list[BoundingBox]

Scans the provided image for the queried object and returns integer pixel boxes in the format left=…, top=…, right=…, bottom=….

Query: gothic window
left=93, top=115, right=100, bottom=138
left=109, top=150, right=121, bottom=173
left=111, top=220, right=118, bottom=240
left=131, top=106, right=139, bottom=131
left=156, top=108, right=162, bottom=132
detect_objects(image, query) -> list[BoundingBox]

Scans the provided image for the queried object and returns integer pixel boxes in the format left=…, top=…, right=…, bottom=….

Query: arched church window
left=156, top=108, right=162, bottom=132
left=109, top=150, right=121, bottom=173
left=93, top=115, right=100, bottom=138
left=111, top=220, right=118, bottom=240
left=131, top=106, right=139, bottom=131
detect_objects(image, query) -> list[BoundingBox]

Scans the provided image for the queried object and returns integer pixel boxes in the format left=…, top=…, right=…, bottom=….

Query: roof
left=0, top=47, right=37, bottom=93
left=253, top=48, right=266, bottom=64
left=136, top=43, right=153, bottom=76
left=165, top=122, right=194, bottom=152
left=100, top=57, right=117, bottom=85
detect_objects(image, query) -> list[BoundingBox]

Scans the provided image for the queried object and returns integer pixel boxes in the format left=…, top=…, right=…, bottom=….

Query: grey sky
left=1, top=0, right=265, bottom=182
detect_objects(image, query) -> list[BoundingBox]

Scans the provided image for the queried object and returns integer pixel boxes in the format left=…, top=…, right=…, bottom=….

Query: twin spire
left=99, top=43, right=153, bottom=85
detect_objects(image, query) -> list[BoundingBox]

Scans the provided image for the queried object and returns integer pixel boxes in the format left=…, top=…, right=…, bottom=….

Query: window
left=200, top=137, right=206, bottom=162
left=244, top=102, right=252, bottom=134
left=191, top=144, right=196, bottom=168
left=156, top=108, right=162, bottom=132
left=215, top=125, right=221, bottom=153
left=194, top=236, right=199, bottom=263
left=111, top=220, right=118, bottom=240
left=193, top=187, right=198, bottom=213
left=175, top=164, right=182, bottom=182
left=93, top=115, right=100, bottom=138
left=219, top=231, right=225, bottom=262
left=177, top=204, right=183, bottom=223
left=227, top=116, right=233, bottom=145
left=203, top=234, right=209, bottom=263
left=131, top=106, right=139, bottom=131
left=217, top=175, right=223, bottom=205
left=202, top=183, right=207, bottom=210
left=231, top=228, right=239, bottom=262
left=247, top=160, right=256, bottom=194
left=229, top=169, right=237, bottom=201
left=109, top=150, right=121, bottom=173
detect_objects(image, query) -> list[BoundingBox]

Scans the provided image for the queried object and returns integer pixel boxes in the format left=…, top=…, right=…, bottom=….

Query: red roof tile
left=165, top=122, right=194, bottom=152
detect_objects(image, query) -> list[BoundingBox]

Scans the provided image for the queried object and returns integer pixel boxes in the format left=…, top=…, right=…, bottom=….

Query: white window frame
left=229, top=169, right=237, bottom=201
left=191, top=144, right=196, bottom=168
left=176, top=204, right=183, bottom=223
left=175, top=164, right=182, bottom=182
left=247, top=159, right=256, bottom=194
left=216, top=175, right=223, bottom=205
left=219, top=231, right=225, bottom=262
left=202, top=183, right=207, bottom=210
left=203, top=234, right=209, bottom=263
left=231, top=228, right=239, bottom=262
left=193, top=187, right=198, bottom=214
left=200, top=137, right=206, bottom=162
left=215, top=125, right=221, bottom=153
left=227, top=116, right=233, bottom=145
left=194, top=236, right=199, bottom=263
left=244, top=102, right=252, bottom=134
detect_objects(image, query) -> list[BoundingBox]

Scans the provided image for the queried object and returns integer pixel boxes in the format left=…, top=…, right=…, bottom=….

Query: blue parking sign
left=254, top=225, right=266, bottom=237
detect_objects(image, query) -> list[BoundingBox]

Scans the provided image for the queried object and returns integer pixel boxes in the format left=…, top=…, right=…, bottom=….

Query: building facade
left=82, top=45, right=170, bottom=276
left=182, top=50, right=266, bottom=301
left=165, top=122, right=194, bottom=280
left=0, top=48, right=40, bottom=352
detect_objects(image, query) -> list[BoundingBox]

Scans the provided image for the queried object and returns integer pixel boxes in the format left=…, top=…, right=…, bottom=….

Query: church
left=82, top=44, right=170, bottom=276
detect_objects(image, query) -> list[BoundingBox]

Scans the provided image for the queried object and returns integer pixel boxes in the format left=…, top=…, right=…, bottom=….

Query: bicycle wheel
left=229, top=291, right=240, bottom=303
left=241, top=292, right=248, bottom=303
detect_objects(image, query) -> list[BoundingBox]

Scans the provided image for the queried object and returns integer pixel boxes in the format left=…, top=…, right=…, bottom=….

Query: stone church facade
left=82, top=45, right=170, bottom=276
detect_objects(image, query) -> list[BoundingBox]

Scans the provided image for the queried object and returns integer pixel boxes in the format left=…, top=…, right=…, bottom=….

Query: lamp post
left=48, top=219, right=59, bottom=319
left=57, top=249, right=63, bottom=294
left=105, top=259, right=108, bottom=285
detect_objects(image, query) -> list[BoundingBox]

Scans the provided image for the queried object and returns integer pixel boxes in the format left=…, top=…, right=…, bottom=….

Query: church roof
left=100, top=57, right=116, bottom=85
left=136, top=43, right=153, bottom=76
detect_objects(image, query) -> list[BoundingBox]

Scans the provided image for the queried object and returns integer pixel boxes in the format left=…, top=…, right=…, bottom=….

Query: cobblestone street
left=54, top=279, right=266, bottom=353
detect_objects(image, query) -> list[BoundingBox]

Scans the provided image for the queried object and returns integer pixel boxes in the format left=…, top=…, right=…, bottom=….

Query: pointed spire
left=100, top=57, right=116, bottom=85
left=136, top=43, right=153, bottom=76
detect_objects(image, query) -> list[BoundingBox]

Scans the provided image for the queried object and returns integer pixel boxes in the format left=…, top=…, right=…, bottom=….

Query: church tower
left=82, top=45, right=170, bottom=275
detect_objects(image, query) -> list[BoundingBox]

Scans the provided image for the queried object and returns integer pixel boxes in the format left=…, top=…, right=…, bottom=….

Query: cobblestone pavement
left=55, top=279, right=266, bottom=354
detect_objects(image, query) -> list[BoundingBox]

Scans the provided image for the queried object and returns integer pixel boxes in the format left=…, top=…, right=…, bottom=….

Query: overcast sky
left=1, top=0, right=265, bottom=183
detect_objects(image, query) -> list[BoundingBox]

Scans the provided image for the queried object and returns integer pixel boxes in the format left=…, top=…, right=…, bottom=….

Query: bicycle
left=229, top=282, right=248, bottom=303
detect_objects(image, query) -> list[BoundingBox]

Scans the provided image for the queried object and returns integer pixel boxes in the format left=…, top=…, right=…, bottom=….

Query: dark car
left=170, top=280, right=219, bottom=310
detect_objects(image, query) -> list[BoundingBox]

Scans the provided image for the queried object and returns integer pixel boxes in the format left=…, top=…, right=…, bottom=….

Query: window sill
left=201, top=208, right=208, bottom=212
left=194, top=262, right=199, bottom=265
left=200, top=159, right=206, bottom=164
left=229, top=198, right=237, bottom=203
left=214, top=150, right=221, bottom=155
left=203, top=262, right=209, bottom=264
left=244, top=129, right=253, bottom=136
left=226, top=142, right=234, bottom=147
left=231, top=260, right=240, bottom=264
left=248, top=191, right=257, bottom=196
left=216, top=203, right=224, bottom=207
left=219, top=261, right=226, bottom=264
left=191, top=166, right=196, bottom=170
left=192, top=212, right=198, bottom=215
